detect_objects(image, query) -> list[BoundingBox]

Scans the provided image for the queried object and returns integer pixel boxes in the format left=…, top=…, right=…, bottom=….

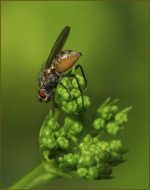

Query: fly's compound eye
left=38, top=89, right=53, bottom=102
left=39, top=89, right=47, bottom=102
left=39, top=89, right=46, bottom=98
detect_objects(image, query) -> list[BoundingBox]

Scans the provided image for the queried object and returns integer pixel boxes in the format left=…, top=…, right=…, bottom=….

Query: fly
left=38, top=26, right=87, bottom=106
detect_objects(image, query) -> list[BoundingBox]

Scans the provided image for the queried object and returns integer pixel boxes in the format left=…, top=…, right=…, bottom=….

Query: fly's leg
left=52, top=79, right=72, bottom=110
left=68, top=64, right=87, bottom=89
left=62, top=73, right=84, bottom=109
left=59, top=82, right=72, bottom=99
left=74, top=64, right=87, bottom=89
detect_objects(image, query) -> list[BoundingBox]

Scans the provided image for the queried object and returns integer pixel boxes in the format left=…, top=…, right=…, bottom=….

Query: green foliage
left=39, top=74, right=131, bottom=180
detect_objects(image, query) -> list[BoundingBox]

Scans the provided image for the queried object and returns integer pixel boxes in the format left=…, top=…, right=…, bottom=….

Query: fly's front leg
left=75, top=64, right=87, bottom=89
left=59, top=82, right=72, bottom=99
left=54, top=74, right=72, bottom=100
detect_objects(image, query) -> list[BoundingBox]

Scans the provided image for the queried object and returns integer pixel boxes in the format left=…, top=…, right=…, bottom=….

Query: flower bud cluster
left=39, top=112, right=83, bottom=160
left=75, top=135, right=125, bottom=179
left=93, top=98, right=132, bottom=135
left=55, top=75, right=90, bottom=114
left=54, top=134, right=126, bottom=179
left=39, top=79, right=131, bottom=180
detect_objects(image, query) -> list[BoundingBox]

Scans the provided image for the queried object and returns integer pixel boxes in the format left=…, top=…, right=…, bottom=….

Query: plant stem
left=54, top=109, right=60, bottom=120
left=9, top=163, right=59, bottom=189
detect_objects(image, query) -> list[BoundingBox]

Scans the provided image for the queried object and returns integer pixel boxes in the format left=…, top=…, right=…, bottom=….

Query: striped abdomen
left=52, top=50, right=81, bottom=73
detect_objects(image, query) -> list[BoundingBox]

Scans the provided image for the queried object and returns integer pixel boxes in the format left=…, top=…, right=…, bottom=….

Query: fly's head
left=38, top=67, right=60, bottom=103
left=38, top=88, right=53, bottom=102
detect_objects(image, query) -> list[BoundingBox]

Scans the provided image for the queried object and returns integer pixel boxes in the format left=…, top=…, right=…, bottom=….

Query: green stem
left=9, top=163, right=59, bottom=189
left=54, top=109, right=60, bottom=120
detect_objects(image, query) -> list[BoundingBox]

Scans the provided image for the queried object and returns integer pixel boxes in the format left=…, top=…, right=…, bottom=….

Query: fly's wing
left=45, top=26, right=70, bottom=69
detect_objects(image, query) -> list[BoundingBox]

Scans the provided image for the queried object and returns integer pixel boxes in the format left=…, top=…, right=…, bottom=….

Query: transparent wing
left=45, top=26, right=70, bottom=68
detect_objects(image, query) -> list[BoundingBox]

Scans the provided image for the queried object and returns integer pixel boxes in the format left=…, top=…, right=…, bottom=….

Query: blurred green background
left=1, top=1, right=149, bottom=189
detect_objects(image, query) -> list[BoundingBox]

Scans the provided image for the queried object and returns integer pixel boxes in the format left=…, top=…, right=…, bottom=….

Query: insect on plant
left=9, top=26, right=132, bottom=190
left=38, top=26, right=87, bottom=107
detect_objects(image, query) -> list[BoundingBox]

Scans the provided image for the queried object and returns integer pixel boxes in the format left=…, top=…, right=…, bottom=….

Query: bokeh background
left=1, top=1, right=149, bottom=189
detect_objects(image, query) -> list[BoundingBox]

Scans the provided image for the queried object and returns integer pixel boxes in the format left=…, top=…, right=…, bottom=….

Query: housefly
left=38, top=26, right=87, bottom=105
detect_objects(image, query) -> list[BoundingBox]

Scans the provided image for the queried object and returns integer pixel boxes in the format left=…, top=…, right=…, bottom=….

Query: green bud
left=101, top=112, right=113, bottom=121
left=111, top=105, right=118, bottom=113
left=63, top=153, right=78, bottom=166
left=53, top=131, right=60, bottom=137
left=98, top=141, right=109, bottom=151
left=65, top=101, right=78, bottom=114
left=103, top=106, right=111, bottom=113
left=39, top=137, right=47, bottom=148
left=97, top=99, right=120, bottom=121
left=109, top=140, right=123, bottom=152
left=79, top=142, right=89, bottom=151
left=71, top=88, right=81, bottom=99
left=56, top=85, right=63, bottom=95
left=57, top=137, right=69, bottom=149
left=88, top=144, right=99, bottom=154
left=63, top=117, right=72, bottom=126
left=58, top=156, right=64, bottom=163
left=77, top=167, right=88, bottom=178
left=39, top=134, right=55, bottom=149
left=98, top=105, right=110, bottom=115
left=78, top=154, right=96, bottom=167
left=101, top=112, right=108, bottom=120
left=76, top=75, right=85, bottom=87
left=64, top=118, right=83, bottom=136
left=70, top=122, right=83, bottom=134
left=87, top=166, right=99, bottom=179
left=81, top=150, right=92, bottom=156
left=72, top=78, right=78, bottom=88
left=58, top=128, right=66, bottom=137
left=60, top=89, right=70, bottom=101
left=62, top=100, right=67, bottom=106
left=61, top=105, right=69, bottom=114
left=61, top=77, right=71, bottom=88
left=47, top=118, right=55, bottom=128
left=115, top=112, right=128, bottom=125
left=77, top=97, right=83, bottom=109
left=106, top=122, right=119, bottom=135
left=51, top=122, right=60, bottom=130
left=89, top=146, right=101, bottom=158
left=93, top=118, right=105, bottom=130
left=63, top=117, right=75, bottom=130
left=93, top=137, right=99, bottom=143
left=40, top=127, right=51, bottom=137
left=83, top=135, right=93, bottom=144
left=46, top=138, right=56, bottom=149
left=83, top=96, right=91, bottom=108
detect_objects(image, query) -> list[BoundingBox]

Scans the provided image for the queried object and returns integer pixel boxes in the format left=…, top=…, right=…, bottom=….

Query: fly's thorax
left=52, top=50, right=82, bottom=73
left=38, top=68, right=60, bottom=88
left=38, top=68, right=60, bottom=102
